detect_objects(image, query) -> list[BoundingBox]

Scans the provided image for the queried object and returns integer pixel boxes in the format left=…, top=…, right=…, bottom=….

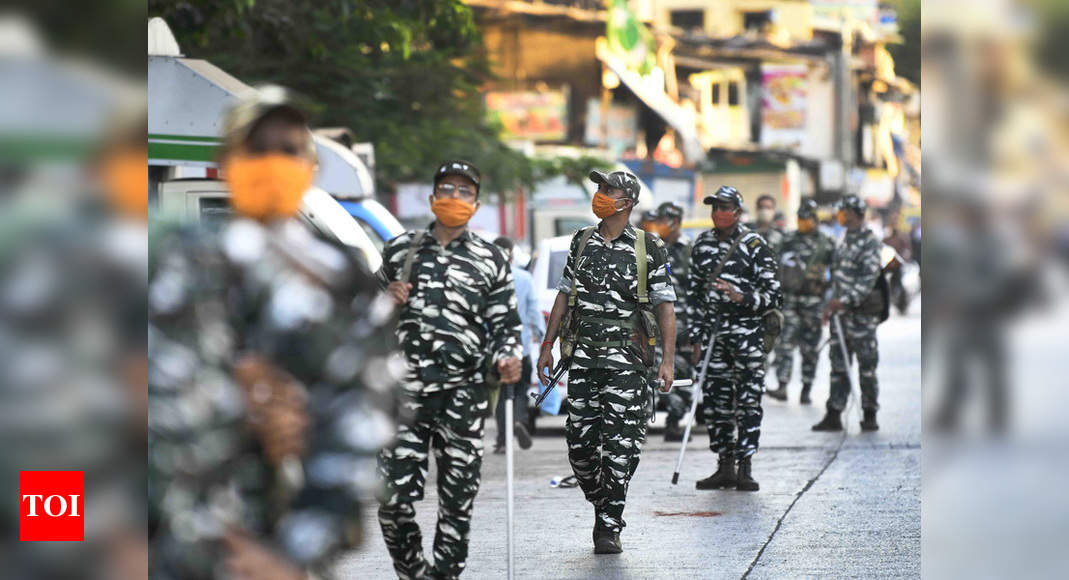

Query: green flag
left=606, top=0, right=657, bottom=76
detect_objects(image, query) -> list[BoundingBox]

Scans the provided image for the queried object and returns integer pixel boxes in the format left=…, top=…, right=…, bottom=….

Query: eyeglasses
left=436, top=182, right=477, bottom=200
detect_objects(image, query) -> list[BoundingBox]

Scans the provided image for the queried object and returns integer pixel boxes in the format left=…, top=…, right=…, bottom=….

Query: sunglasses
left=435, top=182, right=477, bottom=199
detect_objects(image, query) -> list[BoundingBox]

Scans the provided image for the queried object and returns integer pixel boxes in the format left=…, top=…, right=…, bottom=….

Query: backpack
left=559, top=226, right=661, bottom=368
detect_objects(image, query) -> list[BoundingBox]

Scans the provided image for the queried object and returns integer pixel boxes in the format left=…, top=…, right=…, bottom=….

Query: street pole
left=504, top=382, right=515, bottom=580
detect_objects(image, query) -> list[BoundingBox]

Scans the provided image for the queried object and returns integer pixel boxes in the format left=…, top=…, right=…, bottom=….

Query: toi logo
left=20, top=471, right=84, bottom=541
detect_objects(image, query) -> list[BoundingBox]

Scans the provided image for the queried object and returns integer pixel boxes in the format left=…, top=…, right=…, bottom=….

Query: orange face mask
left=647, top=222, right=672, bottom=239
left=100, top=148, right=148, bottom=220
left=836, top=210, right=847, bottom=226
left=592, top=192, right=624, bottom=219
left=797, top=218, right=816, bottom=233
left=431, top=196, right=478, bottom=227
left=224, top=154, right=314, bottom=221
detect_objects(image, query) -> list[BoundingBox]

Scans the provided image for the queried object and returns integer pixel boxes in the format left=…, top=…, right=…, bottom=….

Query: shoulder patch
left=747, top=237, right=764, bottom=249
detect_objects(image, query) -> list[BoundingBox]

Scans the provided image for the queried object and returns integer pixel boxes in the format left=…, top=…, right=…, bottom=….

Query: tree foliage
left=149, top=0, right=583, bottom=197
left=885, top=0, right=920, bottom=87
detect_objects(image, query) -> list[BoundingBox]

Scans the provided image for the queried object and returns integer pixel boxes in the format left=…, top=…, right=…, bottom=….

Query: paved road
left=338, top=307, right=921, bottom=578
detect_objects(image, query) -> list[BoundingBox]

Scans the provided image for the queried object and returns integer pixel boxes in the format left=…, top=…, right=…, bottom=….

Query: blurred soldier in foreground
left=688, top=186, right=781, bottom=492
left=648, top=201, right=695, bottom=441
left=377, top=160, right=522, bottom=579
left=491, top=236, right=540, bottom=454
left=148, top=88, right=400, bottom=579
left=538, top=170, right=676, bottom=554
left=767, top=199, right=835, bottom=404
left=812, top=195, right=883, bottom=432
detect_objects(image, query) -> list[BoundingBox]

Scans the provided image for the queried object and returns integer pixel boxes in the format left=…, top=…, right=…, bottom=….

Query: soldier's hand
left=822, top=298, right=843, bottom=325
left=690, top=342, right=701, bottom=366
left=386, top=281, right=413, bottom=305
left=713, top=279, right=743, bottom=303
left=224, top=530, right=305, bottom=580
left=656, top=362, right=674, bottom=392
left=233, top=355, right=310, bottom=466
left=497, top=356, right=522, bottom=385
left=537, top=348, right=554, bottom=386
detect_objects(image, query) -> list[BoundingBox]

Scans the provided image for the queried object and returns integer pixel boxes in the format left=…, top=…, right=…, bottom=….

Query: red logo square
left=20, top=471, right=84, bottom=541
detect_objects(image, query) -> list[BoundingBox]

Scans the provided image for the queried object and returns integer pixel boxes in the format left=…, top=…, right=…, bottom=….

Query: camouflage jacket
left=378, top=226, right=522, bottom=393
left=666, top=237, right=692, bottom=338
left=149, top=217, right=401, bottom=578
left=686, top=225, right=781, bottom=344
left=832, top=226, right=883, bottom=309
left=779, top=229, right=836, bottom=296
left=754, top=224, right=785, bottom=256
left=557, top=223, right=675, bottom=370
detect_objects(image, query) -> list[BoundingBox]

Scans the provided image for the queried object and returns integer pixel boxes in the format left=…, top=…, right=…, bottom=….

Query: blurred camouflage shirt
left=686, top=225, right=781, bottom=343
left=149, top=217, right=401, bottom=578
left=378, top=226, right=522, bottom=394
left=779, top=229, right=836, bottom=296
left=557, top=223, right=675, bottom=370
left=832, top=227, right=883, bottom=308
left=666, top=238, right=692, bottom=337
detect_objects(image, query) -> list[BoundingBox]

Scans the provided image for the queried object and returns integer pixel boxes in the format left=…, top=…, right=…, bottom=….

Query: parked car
left=156, top=179, right=383, bottom=272
left=337, top=197, right=406, bottom=251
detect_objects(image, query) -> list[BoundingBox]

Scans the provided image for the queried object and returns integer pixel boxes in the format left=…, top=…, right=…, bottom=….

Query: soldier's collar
left=424, top=222, right=474, bottom=243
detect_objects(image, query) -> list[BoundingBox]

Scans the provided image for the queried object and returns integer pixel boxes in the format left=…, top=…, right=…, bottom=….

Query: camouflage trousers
left=698, top=316, right=765, bottom=459
left=664, top=343, right=695, bottom=422
left=566, top=366, right=649, bottom=534
left=827, top=311, right=880, bottom=411
left=377, top=385, right=488, bottom=579
left=774, top=294, right=824, bottom=386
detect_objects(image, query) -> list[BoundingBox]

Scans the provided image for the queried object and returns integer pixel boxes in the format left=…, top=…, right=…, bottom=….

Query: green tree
left=885, top=0, right=920, bottom=87
left=149, top=0, right=593, bottom=198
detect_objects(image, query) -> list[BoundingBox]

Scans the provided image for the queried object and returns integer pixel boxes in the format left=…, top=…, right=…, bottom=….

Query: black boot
left=735, top=456, right=759, bottom=491
left=860, top=408, right=879, bottom=431
left=593, top=530, right=622, bottom=554
left=766, top=382, right=788, bottom=401
left=799, top=384, right=812, bottom=405
left=664, top=419, right=691, bottom=442
left=696, top=454, right=736, bottom=489
left=811, top=407, right=843, bottom=431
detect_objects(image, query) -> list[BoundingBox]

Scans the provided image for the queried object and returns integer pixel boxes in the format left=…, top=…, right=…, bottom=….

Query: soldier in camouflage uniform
left=148, top=89, right=401, bottom=579
left=813, top=194, right=884, bottom=432
left=377, top=160, right=523, bottom=579
left=687, top=186, right=781, bottom=492
left=538, top=170, right=676, bottom=554
left=766, top=199, right=836, bottom=405
left=646, top=201, right=695, bottom=442
left=752, top=194, right=785, bottom=256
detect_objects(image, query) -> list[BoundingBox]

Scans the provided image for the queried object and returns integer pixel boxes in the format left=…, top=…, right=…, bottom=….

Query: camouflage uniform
left=826, top=227, right=883, bottom=412
left=773, top=229, right=836, bottom=388
left=662, top=237, right=695, bottom=424
left=754, top=223, right=785, bottom=257
left=557, top=223, right=675, bottom=534
left=687, top=225, right=780, bottom=459
left=376, top=226, right=521, bottom=579
left=148, top=217, right=400, bottom=579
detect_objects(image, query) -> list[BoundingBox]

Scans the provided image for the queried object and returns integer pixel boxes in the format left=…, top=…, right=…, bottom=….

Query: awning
left=595, top=37, right=705, bottom=165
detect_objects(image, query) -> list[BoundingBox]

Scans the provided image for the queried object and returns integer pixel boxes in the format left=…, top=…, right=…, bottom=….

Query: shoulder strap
left=636, top=231, right=648, bottom=304
left=568, top=226, right=597, bottom=307
left=400, top=230, right=428, bottom=284
left=706, top=233, right=747, bottom=291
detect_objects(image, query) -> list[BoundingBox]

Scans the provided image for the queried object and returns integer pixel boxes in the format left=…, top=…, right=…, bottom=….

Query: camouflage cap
left=434, top=160, right=481, bottom=193
left=656, top=201, right=684, bottom=221
left=221, top=85, right=313, bottom=157
left=797, top=198, right=819, bottom=219
left=702, top=185, right=743, bottom=208
left=589, top=170, right=640, bottom=200
left=838, top=194, right=867, bottom=216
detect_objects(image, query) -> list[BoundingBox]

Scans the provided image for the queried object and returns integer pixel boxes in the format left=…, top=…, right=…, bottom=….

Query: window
left=728, top=82, right=740, bottom=106
left=712, top=83, right=721, bottom=105
left=670, top=9, right=704, bottom=31
left=743, top=10, right=772, bottom=33
left=555, top=217, right=594, bottom=238
left=547, top=250, right=569, bottom=290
